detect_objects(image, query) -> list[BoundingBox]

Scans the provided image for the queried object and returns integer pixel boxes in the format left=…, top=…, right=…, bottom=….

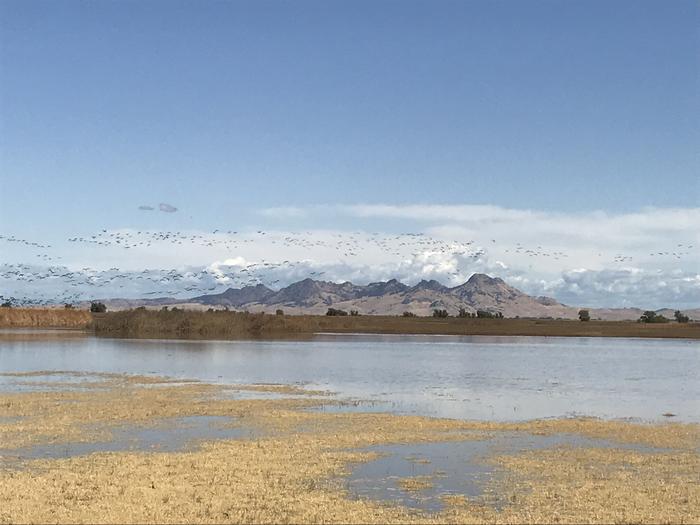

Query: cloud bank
left=1, top=204, right=697, bottom=309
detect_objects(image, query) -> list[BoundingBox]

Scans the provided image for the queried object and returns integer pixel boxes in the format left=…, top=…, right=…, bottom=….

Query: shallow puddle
left=311, top=399, right=396, bottom=414
left=220, top=389, right=309, bottom=401
left=0, top=415, right=247, bottom=466
left=0, top=372, right=113, bottom=393
left=347, top=432, right=669, bottom=513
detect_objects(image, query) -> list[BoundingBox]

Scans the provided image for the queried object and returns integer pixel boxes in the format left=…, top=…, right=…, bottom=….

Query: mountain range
left=93, top=273, right=699, bottom=321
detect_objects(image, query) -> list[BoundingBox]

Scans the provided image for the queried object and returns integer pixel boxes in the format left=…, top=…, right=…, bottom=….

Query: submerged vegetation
left=0, top=372, right=697, bottom=524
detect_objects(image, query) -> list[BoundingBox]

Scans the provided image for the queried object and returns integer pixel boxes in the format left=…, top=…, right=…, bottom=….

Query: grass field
left=0, top=308, right=92, bottom=329
left=2, top=307, right=698, bottom=339
left=90, top=308, right=700, bottom=339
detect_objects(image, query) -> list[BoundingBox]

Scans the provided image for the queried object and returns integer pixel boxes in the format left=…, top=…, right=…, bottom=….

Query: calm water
left=0, top=416, right=245, bottom=465
left=1, top=331, right=698, bottom=422
left=348, top=433, right=667, bottom=512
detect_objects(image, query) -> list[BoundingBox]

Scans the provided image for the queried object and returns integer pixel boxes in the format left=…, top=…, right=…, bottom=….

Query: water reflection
left=1, top=332, right=697, bottom=422
left=0, top=416, right=246, bottom=466
left=348, top=433, right=669, bottom=513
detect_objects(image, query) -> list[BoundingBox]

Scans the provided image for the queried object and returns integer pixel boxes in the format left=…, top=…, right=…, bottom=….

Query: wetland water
left=348, top=433, right=668, bottom=512
left=1, top=330, right=698, bottom=422
left=0, top=416, right=246, bottom=464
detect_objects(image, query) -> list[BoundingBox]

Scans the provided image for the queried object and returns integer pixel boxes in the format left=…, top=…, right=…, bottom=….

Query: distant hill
left=88, top=273, right=699, bottom=321
left=191, top=283, right=274, bottom=307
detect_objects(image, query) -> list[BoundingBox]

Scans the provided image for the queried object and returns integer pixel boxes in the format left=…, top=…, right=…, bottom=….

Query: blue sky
left=1, top=0, right=698, bottom=307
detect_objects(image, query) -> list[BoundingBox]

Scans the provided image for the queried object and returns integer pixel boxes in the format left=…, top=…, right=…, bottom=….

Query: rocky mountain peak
left=466, top=273, right=504, bottom=286
left=411, top=279, right=447, bottom=292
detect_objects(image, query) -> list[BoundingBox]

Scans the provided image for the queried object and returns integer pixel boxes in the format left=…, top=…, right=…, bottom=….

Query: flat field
left=91, top=309, right=700, bottom=339
left=2, top=307, right=698, bottom=339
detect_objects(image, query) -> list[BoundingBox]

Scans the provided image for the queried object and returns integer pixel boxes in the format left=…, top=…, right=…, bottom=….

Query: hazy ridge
left=87, top=273, right=699, bottom=321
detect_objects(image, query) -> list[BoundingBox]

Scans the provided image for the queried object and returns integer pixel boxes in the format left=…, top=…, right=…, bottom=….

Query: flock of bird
left=1, top=228, right=697, bottom=307
left=64, top=229, right=486, bottom=259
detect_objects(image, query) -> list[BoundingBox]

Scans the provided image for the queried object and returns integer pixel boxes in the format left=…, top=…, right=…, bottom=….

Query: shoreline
left=1, top=307, right=699, bottom=339
left=92, top=309, right=700, bottom=340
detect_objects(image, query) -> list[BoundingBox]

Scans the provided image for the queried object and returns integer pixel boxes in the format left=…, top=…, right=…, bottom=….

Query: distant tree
left=457, top=307, right=473, bottom=318
left=275, top=309, right=284, bottom=316
left=326, top=308, right=348, bottom=316
left=638, top=311, right=669, bottom=323
left=476, top=309, right=502, bottom=319
left=64, top=303, right=73, bottom=309
left=432, top=309, right=449, bottom=318
left=90, top=301, right=107, bottom=313
left=578, top=309, right=591, bottom=322
left=350, top=310, right=359, bottom=316
left=674, top=310, right=690, bottom=323
left=1, top=301, right=12, bottom=308
left=135, top=306, right=146, bottom=311
left=161, top=306, right=169, bottom=311
left=402, top=311, right=417, bottom=317
left=639, top=311, right=655, bottom=323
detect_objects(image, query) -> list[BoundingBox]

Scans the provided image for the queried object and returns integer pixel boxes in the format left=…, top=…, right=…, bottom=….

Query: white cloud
left=2, top=204, right=698, bottom=308
left=544, top=268, right=700, bottom=308
left=258, top=206, right=309, bottom=219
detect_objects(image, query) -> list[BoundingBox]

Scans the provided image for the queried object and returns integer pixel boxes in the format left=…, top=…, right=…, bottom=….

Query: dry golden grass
left=482, top=447, right=700, bottom=524
left=397, top=476, right=434, bottom=492
left=0, top=373, right=698, bottom=524
left=0, top=308, right=91, bottom=329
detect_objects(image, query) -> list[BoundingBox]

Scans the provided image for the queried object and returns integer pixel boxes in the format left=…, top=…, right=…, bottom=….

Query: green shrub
left=90, top=301, right=107, bottom=313
left=458, top=308, right=474, bottom=318
left=674, top=310, right=690, bottom=323
left=476, top=310, right=503, bottom=319
left=638, top=311, right=669, bottom=323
